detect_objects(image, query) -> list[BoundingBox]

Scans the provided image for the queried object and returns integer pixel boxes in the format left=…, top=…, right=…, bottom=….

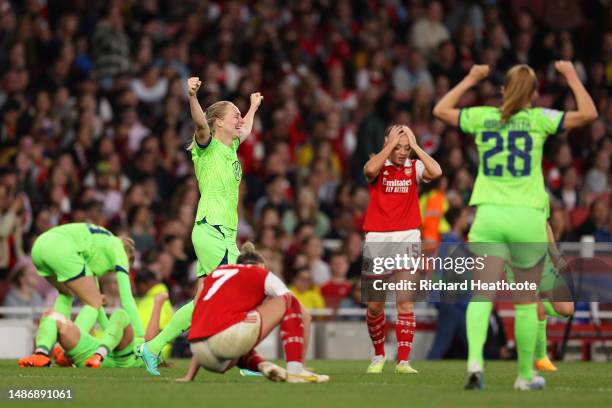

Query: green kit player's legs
left=138, top=221, right=238, bottom=375
left=20, top=232, right=106, bottom=367
left=465, top=205, right=547, bottom=390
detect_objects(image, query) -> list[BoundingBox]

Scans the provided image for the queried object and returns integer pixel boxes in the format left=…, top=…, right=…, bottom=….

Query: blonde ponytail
left=500, top=64, right=538, bottom=123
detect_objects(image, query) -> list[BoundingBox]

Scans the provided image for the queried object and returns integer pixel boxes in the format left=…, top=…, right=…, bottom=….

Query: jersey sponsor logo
left=382, top=177, right=412, bottom=193
left=232, top=160, right=242, bottom=181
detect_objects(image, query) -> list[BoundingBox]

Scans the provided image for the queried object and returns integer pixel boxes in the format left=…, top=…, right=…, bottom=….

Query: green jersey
left=192, top=137, right=242, bottom=229
left=51, top=223, right=130, bottom=276
left=459, top=106, right=565, bottom=210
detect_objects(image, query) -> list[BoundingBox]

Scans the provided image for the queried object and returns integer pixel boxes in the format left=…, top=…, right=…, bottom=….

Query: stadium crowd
left=0, top=0, right=610, bottom=318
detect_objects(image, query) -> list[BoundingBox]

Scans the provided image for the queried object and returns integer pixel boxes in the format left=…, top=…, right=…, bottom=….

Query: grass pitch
left=1, top=360, right=611, bottom=408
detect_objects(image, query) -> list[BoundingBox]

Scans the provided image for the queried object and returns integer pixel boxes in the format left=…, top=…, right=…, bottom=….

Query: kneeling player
left=182, top=243, right=329, bottom=383
left=39, top=293, right=168, bottom=368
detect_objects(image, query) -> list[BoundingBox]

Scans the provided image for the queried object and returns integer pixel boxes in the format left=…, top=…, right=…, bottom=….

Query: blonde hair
left=187, top=100, right=234, bottom=150
left=120, top=236, right=135, bottom=265
left=500, top=64, right=538, bottom=123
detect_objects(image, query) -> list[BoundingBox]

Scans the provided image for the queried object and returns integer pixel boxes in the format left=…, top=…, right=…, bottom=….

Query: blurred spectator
left=3, top=257, right=44, bottom=318
left=576, top=199, right=611, bottom=242
left=320, top=252, right=351, bottom=309
left=584, top=150, right=610, bottom=194
left=303, top=235, right=330, bottom=285
left=0, top=185, right=24, bottom=278
left=410, top=1, right=450, bottom=58
left=289, top=268, right=326, bottom=310
left=282, top=188, right=330, bottom=238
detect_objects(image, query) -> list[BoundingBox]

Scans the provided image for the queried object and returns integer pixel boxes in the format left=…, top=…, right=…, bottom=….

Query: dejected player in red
left=362, top=125, right=442, bottom=374
left=179, top=242, right=329, bottom=383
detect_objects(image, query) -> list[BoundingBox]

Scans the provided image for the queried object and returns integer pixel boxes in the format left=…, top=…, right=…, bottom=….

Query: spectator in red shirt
left=320, top=251, right=351, bottom=309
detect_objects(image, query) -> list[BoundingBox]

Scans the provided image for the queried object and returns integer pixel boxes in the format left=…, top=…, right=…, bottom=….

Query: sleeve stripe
left=555, top=112, right=566, bottom=135
left=196, top=135, right=212, bottom=149
left=115, top=265, right=129, bottom=274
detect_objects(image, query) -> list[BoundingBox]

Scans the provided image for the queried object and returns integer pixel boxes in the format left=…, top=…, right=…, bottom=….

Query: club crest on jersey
left=405, top=168, right=412, bottom=176
left=383, top=170, right=389, bottom=176
left=232, top=160, right=242, bottom=181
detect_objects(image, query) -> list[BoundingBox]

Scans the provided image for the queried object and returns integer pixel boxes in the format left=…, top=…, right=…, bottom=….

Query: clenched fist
left=554, top=61, right=577, bottom=80
left=250, top=92, right=264, bottom=109
left=467, top=65, right=490, bottom=83
left=187, top=77, right=202, bottom=97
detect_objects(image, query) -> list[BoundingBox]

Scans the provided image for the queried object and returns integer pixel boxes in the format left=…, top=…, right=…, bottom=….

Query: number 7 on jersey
left=203, top=268, right=239, bottom=301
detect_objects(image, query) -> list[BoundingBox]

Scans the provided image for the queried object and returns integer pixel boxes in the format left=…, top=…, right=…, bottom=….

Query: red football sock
left=237, top=349, right=265, bottom=372
left=280, top=294, right=304, bottom=363
left=396, top=312, right=416, bottom=362
left=366, top=310, right=386, bottom=357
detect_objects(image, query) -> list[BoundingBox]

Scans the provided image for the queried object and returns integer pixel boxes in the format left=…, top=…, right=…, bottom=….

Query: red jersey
left=363, top=159, right=424, bottom=232
left=189, top=264, right=268, bottom=341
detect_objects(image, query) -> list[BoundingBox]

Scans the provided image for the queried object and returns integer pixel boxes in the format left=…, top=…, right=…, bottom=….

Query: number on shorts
left=203, top=268, right=239, bottom=301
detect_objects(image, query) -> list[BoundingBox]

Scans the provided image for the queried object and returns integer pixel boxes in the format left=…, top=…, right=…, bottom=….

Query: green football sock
left=535, top=317, right=548, bottom=360
left=515, top=303, right=538, bottom=381
left=34, top=316, right=57, bottom=354
left=466, top=300, right=493, bottom=372
left=74, top=305, right=99, bottom=333
left=54, top=294, right=73, bottom=318
left=147, top=300, right=194, bottom=355
left=97, top=310, right=130, bottom=356
left=98, top=308, right=109, bottom=330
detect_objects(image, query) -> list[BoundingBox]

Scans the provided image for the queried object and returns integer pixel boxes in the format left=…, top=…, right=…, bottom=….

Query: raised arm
left=115, top=271, right=145, bottom=337
left=238, top=92, right=263, bottom=144
left=433, top=65, right=490, bottom=126
left=363, top=125, right=403, bottom=183
left=555, top=61, right=598, bottom=129
left=188, top=77, right=212, bottom=147
left=404, top=127, right=442, bottom=181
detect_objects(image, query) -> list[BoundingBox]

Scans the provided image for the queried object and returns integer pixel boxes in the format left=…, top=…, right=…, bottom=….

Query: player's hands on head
left=467, top=65, right=490, bottom=83
left=554, top=61, right=577, bottom=79
left=187, top=77, right=202, bottom=97
left=386, top=125, right=404, bottom=148
left=403, top=126, right=418, bottom=149
left=250, top=92, right=264, bottom=109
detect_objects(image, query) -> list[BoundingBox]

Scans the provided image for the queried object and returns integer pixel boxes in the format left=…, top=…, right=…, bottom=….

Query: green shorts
left=468, top=204, right=548, bottom=269
left=67, top=331, right=142, bottom=368
left=192, top=220, right=239, bottom=278
left=31, top=231, right=92, bottom=282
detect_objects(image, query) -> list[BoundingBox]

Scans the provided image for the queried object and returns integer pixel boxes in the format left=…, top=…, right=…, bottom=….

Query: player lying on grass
left=176, top=242, right=329, bottom=383
left=33, top=293, right=169, bottom=368
left=19, top=223, right=144, bottom=367
left=433, top=60, right=596, bottom=391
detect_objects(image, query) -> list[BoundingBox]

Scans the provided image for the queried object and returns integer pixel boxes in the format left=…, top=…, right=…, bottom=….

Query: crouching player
left=39, top=293, right=169, bottom=368
left=181, top=243, right=329, bottom=383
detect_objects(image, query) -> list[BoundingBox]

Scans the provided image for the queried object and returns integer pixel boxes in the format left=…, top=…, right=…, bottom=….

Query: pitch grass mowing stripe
left=1, top=360, right=610, bottom=408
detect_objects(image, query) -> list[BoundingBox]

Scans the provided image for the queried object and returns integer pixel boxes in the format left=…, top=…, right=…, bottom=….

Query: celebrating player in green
left=433, top=61, right=597, bottom=390
left=18, top=223, right=144, bottom=367
left=137, top=77, right=263, bottom=375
